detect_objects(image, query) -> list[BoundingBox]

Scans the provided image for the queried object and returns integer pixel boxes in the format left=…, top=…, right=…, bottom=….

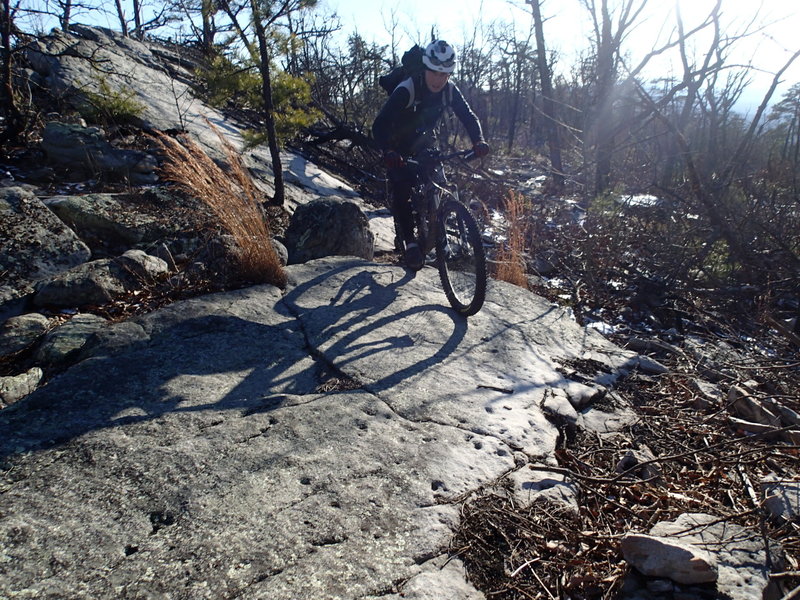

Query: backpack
left=378, top=45, right=453, bottom=110
left=378, top=44, right=425, bottom=102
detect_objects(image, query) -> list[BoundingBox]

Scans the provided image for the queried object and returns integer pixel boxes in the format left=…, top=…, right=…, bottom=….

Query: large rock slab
left=0, top=258, right=645, bottom=598
left=26, top=25, right=221, bottom=135
left=282, top=258, right=645, bottom=456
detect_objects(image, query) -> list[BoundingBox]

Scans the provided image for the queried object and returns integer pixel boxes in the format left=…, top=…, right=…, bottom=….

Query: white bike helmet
left=422, top=40, right=456, bottom=74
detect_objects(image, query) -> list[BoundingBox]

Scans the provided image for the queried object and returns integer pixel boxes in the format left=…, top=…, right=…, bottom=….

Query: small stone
left=761, top=477, right=800, bottom=523
left=615, top=445, right=661, bottom=481
left=0, top=367, right=44, bottom=405
left=621, top=533, right=718, bottom=584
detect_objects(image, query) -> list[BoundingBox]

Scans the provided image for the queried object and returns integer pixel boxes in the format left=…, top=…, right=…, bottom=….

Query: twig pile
left=451, top=369, right=800, bottom=599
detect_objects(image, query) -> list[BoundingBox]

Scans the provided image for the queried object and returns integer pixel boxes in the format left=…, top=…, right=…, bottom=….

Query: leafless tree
left=580, top=0, right=649, bottom=198
left=112, top=0, right=128, bottom=35
left=626, top=6, right=800, bottom=280
left=528, top=0, right=563, bottom=190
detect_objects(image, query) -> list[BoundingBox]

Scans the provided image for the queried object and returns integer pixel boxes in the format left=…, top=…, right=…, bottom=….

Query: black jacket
left=372, top=76, right=484, bottom=156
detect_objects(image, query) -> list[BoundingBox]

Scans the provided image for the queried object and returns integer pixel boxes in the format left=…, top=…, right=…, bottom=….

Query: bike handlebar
left=405, top=149, right=475, bottom=167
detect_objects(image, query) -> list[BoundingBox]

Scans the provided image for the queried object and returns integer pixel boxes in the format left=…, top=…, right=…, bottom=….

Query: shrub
left=80, top=75, right=145, bottom=127
left=154, top=127, right=287, bottom=288
left=198, top=51, right=321, bottom=147
left=199, top=54, right=262, bottom=109
left=494, top=190, right=529, bottom=288
left=242, top=70, right=322, bottom=148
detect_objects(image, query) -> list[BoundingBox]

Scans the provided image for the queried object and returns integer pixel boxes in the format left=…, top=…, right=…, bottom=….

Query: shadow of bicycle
left=0, top=259, right=469, bottom=460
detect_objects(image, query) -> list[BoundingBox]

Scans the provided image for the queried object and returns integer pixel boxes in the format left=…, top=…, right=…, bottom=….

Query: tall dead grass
left=154, top=128, right=287, bottom=288
left=494, top=190, right=529, bottom=289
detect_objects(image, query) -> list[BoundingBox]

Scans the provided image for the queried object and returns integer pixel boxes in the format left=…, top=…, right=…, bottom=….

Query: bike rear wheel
left=435, top=199, right=487, bottom=316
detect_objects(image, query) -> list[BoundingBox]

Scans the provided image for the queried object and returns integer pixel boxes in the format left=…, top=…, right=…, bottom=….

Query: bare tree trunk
left=592, top=0, right=614, bottom=197
left=60, top=0, right=73, bottom=30
left=200, top=0, right=216, bottom=56
left=132, top=0, right=143, bottom=38
left=506, top=68, right=520, bottom=152
left=659, top=1, right=722, bottom=189
left=580, top=0, right=649, bottom=201
left=114, top=0, right=129, bottom=37
left=0, top=0, right=23, bottom=146
left=251, top=0, right=285, bottom=206
left=529, top=0, right=564, bottom=191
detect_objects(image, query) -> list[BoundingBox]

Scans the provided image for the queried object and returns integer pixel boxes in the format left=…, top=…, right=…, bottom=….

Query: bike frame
left=405, top=149, right=474, bottom=252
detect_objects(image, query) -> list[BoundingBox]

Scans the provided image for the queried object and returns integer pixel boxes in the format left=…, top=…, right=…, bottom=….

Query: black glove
left=383, top=151, right=405, bottom=169
left=472, top=141, right=490, bottom=158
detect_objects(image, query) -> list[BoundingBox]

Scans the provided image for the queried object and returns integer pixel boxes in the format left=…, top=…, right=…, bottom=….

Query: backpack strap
left=396, top=77, right=418, bottom=109
left=399, top=76, right=453, bottom=110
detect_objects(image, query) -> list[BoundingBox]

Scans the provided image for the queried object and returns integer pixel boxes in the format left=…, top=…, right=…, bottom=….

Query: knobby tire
left=435, top=199, right=487, bottom=316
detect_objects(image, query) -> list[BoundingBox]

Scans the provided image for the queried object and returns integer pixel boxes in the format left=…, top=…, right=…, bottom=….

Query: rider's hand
left=383, top=151, right=405, bottom=169
left=472, top=141, right=490, bottom=159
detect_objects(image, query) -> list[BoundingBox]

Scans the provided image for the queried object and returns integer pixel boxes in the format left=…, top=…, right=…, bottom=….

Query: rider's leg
left=389, top=170, right=423, bottom=270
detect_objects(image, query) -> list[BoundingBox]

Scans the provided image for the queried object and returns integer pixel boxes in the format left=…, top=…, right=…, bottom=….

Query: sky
left=21, top=0, right=798, bottom=111
left=320, top=0, right=800, bottom=111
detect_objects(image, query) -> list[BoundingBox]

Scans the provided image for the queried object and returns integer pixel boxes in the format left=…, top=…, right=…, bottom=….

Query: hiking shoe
left=404, top=243, right=424, bottom=271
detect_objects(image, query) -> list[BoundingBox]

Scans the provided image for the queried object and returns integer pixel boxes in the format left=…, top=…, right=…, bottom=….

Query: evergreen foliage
left=80, top=75, right=146, bottom=127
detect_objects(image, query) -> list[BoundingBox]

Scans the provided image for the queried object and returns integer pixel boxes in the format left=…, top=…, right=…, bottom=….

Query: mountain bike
left=403, top=149, right=487, bottom=317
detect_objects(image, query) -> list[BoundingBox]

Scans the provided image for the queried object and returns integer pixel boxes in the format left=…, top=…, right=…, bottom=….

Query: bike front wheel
left=435, top=199, right=487, bottom=316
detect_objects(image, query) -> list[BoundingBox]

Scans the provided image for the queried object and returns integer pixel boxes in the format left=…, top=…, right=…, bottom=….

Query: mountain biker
left=372, top=39, right=490, bottom=271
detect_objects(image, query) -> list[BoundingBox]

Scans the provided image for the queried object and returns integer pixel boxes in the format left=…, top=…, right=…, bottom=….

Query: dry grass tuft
left=494, top=190, right=529, bottom=289
left=154, top=128, right=287, bottom=288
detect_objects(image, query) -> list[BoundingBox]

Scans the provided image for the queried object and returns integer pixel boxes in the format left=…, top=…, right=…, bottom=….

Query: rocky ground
left=299, top=141, right=800, bottom=599
left=4, top=143, right=798, bottom=599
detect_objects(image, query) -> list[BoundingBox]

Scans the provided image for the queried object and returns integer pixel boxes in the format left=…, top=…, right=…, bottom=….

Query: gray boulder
left=728, top=383, right=781, bottom=426
left=34, top=250, right=169, bottom=308
left=116, top=248, right=171, bottom=280
left=75, top=320, right=150, bottom=361
left=621, top=533, right=718, bottom=585
left=41, top=122, right=158, bottom=185
left=271, top=238, right=289, bottom=266
left=45, top=193, right=169, bottom=247
left=0, top=313, right=50, bottom=358
left=623, top=512, right=785, bottom=600
left=34, top=313, right=110, bottom=366
left=285, top=198, right=375, bottom=265
left=0, top=187, right=91, bottom=300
